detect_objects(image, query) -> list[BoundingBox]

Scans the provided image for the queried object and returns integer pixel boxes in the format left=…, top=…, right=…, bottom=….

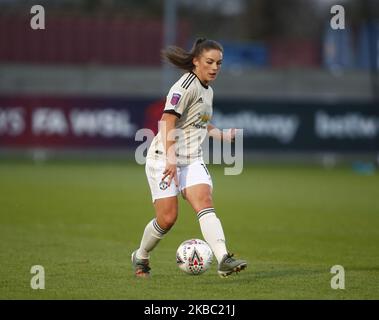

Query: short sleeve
left=163, top=82, right=195, bottom=118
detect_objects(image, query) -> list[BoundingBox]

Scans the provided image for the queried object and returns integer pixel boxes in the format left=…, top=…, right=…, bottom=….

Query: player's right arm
left=160, top=74, right=196, bottom=186
left=160, top=112, right=179, bottom=187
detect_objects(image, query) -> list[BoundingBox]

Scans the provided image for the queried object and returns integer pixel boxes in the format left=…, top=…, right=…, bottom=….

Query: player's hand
left=223, top=128, right=236, bottom=143
left=162, top=163, right=178, bottom=187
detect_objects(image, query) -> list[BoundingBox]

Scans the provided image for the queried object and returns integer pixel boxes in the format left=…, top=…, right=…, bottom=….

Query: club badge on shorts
left=159, top=180, right=169, bottom=190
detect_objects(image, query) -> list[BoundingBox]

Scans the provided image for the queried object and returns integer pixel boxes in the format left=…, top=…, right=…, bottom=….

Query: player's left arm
left=207, top=123, right=236, bottom=142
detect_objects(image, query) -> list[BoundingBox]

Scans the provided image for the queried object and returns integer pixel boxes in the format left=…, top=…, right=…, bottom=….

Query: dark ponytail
left=162, top=37, right=223, bottom=71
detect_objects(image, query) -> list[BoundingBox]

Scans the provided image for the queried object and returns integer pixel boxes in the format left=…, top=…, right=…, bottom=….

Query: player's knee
left=195, top=194, right=213, bottom=212
left=160, top=212, right=177, bottom=230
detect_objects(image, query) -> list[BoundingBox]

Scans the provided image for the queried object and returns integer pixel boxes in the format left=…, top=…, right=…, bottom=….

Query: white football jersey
left=147, top=72, right=213, bottom=165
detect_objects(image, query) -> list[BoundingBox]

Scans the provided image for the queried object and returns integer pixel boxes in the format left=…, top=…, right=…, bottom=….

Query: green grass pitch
left=0, top=160, right=378, bottom=299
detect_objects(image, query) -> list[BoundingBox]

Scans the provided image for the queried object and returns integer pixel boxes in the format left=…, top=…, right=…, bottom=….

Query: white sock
left=136, top=218, right=167, bottom=259
left=197, top=208, right=228, bottom=264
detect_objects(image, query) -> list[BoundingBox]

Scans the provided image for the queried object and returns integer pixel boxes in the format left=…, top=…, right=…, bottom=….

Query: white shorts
left=145, top=158, right=213, bottom=202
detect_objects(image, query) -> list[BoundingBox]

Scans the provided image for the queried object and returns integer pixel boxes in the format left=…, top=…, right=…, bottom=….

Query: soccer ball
left=176, top=239, right=213, bottom=275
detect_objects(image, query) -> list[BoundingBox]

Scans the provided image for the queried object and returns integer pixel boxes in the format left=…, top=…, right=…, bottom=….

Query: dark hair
left=161, top=37, right=223, bottom=71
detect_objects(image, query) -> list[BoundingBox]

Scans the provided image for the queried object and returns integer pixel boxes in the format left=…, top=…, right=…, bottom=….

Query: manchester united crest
left=159, top=180, right=169, bottom=190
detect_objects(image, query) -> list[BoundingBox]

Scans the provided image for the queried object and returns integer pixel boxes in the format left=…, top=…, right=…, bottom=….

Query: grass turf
left=0, top=161, right=378, bottom=299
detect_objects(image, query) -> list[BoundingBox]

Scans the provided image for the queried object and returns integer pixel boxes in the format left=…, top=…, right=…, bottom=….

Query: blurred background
left=0, top=0, right=378, bottom=165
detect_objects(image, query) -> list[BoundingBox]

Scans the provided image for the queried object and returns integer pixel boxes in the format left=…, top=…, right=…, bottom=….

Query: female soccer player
left=132, top=38, right=247, bottom=278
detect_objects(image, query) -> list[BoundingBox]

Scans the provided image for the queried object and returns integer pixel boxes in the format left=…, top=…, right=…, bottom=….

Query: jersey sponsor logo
left=191, top=123, right=207, bottom=129
left=190, top=112, right=211, bottom=129
left=170, top=93, right=181, bottom=106
left=199, top=112, right=211, bottom=123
